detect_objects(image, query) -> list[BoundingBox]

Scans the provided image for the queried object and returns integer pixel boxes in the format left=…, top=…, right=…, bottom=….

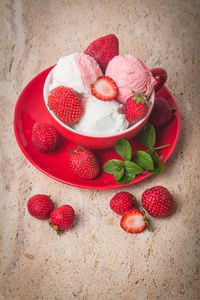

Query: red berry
left=84, top=34, right=119, bottom=73
left=91, top=76, right=117, bottom=101
left=69, top=147, right=100, bottom=180
left=120, top=209, right=147, bottom=234
left=27, top=194, right=54, bottom=219
left=142, top=186, right=174, bottom=217
left=32, top=122, right=60, bottom=153
left=48, top=86, right=84, bottom=124
left=50, top=205, right=75, bottom=233
left=149, top=97, right=173, bottom=129
left=125, top=92, right=148, bottom=123
left=110, top=192, right=136, bottom=215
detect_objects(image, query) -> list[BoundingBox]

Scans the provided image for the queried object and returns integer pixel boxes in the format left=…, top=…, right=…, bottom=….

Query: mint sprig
left=103, top=123, right=170, bottom=184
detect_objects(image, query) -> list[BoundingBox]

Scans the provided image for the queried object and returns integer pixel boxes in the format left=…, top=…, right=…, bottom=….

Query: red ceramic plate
left=14, top=67, right=180, bottom=190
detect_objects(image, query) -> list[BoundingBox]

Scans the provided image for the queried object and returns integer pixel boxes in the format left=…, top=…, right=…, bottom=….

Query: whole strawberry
left=32, top=122, right=60, bottom=153
left=69, top=147, right=100, bottom=180
left=110, top=192, right=136, bottom=215
left=84, top=34, right=119, bottom=73
left=149, top=97, right=173, bottom=129
left=50, top=205, right=75, bottom=234
left=27, top=194, right=54, bottom=219
left=125, top=91, right=148, bottom=123
left=48, top=86, right=84, bottom=124
left=142, top=186, right=174, bottom=217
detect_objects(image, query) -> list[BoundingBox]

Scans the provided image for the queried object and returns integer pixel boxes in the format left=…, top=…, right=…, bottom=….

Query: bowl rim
left=43, top=68, right=155, bottom=139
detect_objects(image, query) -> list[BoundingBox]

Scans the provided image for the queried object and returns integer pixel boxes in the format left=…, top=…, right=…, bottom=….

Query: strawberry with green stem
left=125, top=91, right=149, bottom=123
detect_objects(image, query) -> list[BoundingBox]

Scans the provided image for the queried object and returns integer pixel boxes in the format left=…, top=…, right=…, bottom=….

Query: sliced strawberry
left=120, top=209, right=148, bottom=234
left=91, top=76, right=117, bottom=101
left=84, top=34, right=119, bottom=73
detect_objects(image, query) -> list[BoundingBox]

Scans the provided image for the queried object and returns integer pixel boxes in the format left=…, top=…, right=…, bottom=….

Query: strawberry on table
left=48, top=86, right=84, bottom=124
left=120, top=209, right=148, bottom=234
left=91, top=76, right=117, bottom=101
left=27, top=194, right=54, bottom=219
left=125, top=91, right=148, bottom=123
left=69, top=147, right=100, bottom=180
left=142, top=186, right=174, bottom=217
left=84, top=34, right=119, bottom=73
left=32, top=122, right=60, bottom=153
left=50, top=205, right=75, bottom=234
left=110, top=192, right=136, bottom=215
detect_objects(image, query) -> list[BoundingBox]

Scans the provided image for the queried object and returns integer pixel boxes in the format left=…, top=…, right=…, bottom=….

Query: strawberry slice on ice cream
left=91, top=76, right=117, bottom=101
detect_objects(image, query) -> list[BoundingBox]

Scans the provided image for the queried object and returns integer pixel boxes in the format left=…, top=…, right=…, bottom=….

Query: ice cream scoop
left=105, top=55, right=156, bottom=104
left=50, top=53, right=103, bottom=96
left=72, top=96, right=129, bottom=136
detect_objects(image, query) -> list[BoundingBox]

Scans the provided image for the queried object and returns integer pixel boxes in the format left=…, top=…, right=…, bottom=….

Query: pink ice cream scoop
left=105, top=54, right=156, bottom=104
left=74, top=54, right=103, bottom=92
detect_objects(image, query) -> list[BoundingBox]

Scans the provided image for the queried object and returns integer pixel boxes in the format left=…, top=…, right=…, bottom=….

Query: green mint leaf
left=114, top=167, right=124, bottom=181
left=103, top=159, right=124, bottom=174
left=149, top=151, right=165, bottom=174
left=137, top=123, right=156, bottom=149
left=124, top=160, right=143, bottom=175
left=133, top=151, right=154, bottom=170
left=114, top=138, right=132, bottom=161
left=117, top=169, right=136, bottom=184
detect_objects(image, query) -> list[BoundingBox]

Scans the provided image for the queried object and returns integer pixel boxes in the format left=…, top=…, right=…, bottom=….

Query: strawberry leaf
left=103, top=159, right=124, bottom=174
left=137, top=123, right=156, bottom=149
left=133, top=151, right=154, bottom=170
left=117, top=170, right=136, bottom=184
left=124, top=161, right=143, bottom=175
left=114, top=167, right=124, bottom=181
left=114, top=138, right=132, bottom=161
left=149, top=151, right=164, bottom=174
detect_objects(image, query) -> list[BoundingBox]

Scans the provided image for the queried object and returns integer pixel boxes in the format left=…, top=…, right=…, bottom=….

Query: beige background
left=0, top=0, right=200, bottom=299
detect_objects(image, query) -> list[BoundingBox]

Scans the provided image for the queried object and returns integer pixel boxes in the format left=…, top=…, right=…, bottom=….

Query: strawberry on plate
left=149, top=97, right=174, bottom=129
left=27, top=194, right=54, bottom=219
left=32, top=122, right=60, bottom=153
left=50, top=205, right=75, bottom=234
left=48, top=86, right=84, bottom=124
left=110, top=192, right=136, bottom=215
left=142, top=186, right=174, bottom=217
left=84, top=34, right=119, bottom=73
left=125, top=91, right=148, bottom=123
left=120, top=208, right=148, bottom=234
left=69, top=147, right=100, bottom=180
left=91, top=76, right=117, bottom=101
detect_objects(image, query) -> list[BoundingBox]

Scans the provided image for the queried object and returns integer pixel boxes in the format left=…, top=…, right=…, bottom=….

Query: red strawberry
left=142, top=186, right=174, bottom=217
left=84, top=34, right=119, bottom=73
left=120, top=209, right=148, bottom=234
left=91, top=76, right=117, bottom=101
left=50, top=205, right=75, bottom=233
left=110, top=192, right=136, bottom=215
left=149, top=97, right=173, bottom=129
left=48, top=86, right=84, bottom=124
left=27, top=194, right=54, bottom=219
left=69, top=147, right=100, bottom=180
left=32, top=122, right=60, bottom=153
left=125, top=92, right=148, bottom=123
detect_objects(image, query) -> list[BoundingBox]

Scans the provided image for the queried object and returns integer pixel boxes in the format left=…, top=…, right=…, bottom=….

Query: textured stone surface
left=0, top=0, right=200, bottom=299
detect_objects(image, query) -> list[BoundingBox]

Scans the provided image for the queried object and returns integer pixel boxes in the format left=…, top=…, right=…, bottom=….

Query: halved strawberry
left=84, top=34, right=119, bottom=73
left=91, top=76, right=117, bottom=101
left=120, top=209, right=148, bottom=234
